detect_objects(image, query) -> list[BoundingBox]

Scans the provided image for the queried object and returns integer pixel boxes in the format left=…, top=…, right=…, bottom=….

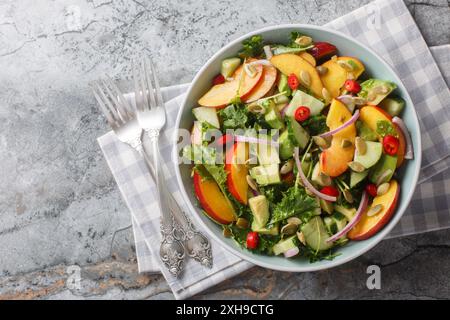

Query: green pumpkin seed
left=348, top=161, right=365, bottom=172
left=337, top=60, right=354, bottom=71
left=313, top=136, right=329, bottom=149
left=297, top=231, right=306, bottom=245
left=280, top=160, right=294, bottom=174
left=322, top=87, right=331, bottom=101
left=236, top=217, right=249, bottom=229
left=295, top=36, right=313, bottom=47
left=281, top=223, right=298, bottom=237
left=341, top=139, right=353, bottom=148
left=223, top=227, right=232, bottom=237
left=367, top=204, right=383, bottom=217
left=355, top=137, right=367, bottom=155
left=246, top=175, right=258, bottom=191
left=316, top=65, right=328, bottom=76
left=287, top=217, right=302, bottom=225
left=300, top=70, right=311, bottom=87
left=343, top=189, right=354, bottom=203
left=376, top=182, right=390, bottom=196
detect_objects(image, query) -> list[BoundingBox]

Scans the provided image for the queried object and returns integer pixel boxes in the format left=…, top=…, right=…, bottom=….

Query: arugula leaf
left=269, top=187, right=318, bottom=224
left=238, top=35, right=264, bottom=58
left=376, top=120, right=398, bottom=137
left=272, top=45, right=312, bottom=55
left=301, top=115, right=328, bottom=136
left=219, top=103, right=249, bottom=130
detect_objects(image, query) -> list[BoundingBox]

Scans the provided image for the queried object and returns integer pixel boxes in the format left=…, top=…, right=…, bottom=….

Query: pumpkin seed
left=319, top=172, right=332, bottom=186
left=337, top=60, right=354, bottom=71
left=280, top=159, right=294, bottom=174
left=353, top=97, right=367, bottom=105
left=316, top=65, right=328, bottom=76
left=281, top=223, right=298, bottom=237
left=343, top=189, right=354, bottom=203
left=376, top=169, right=393, bottom=186
left=223, top=227, right=232, bottom=237
left=377, top=182, right=390, bottom=196
left=347, top=72, right=355, bottom=80
left=322, top=87, right=331, bottom=101
left=355, top=137, right=367, bottom=155
left=367, top=90, right=377, bottom=102
left=297, top=231, right=306, bottom=245
left=348, top=161, right=365, bottom=172
left=303, top=152, right=312, bottom=161
left=287, top=217, right=302, bottom=225
left=295, top=36, right=313, bottom=47
left=247, top=103, right=265, bottom=114
left=331, top=55, right=338, bottom=61
left=379, top=85, right=389, bottom=94
left=313, top=136, right=329, bottom=149
left=305, top=187, right=315, bottom=197
left=300, top=70, right=311, bottom=87
left=246, top=175, right=258, bottom=191
left=341, top=139, right=353, bottom=148
left=244, top=63, right=257, bottom=78
left=320, top=199, right=334, bottom=214
left=236, top=217, right=249, bottom=229
left=367, top=204, right=383, bottom=217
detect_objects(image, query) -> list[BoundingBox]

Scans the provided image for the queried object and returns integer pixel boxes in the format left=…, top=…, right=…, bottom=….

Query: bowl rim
left=173, top=23, right=422, bottom=272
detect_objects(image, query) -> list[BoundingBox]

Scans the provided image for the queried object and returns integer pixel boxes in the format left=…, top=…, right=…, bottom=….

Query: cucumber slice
left=334, top=205, right=356, bottom=221
left=354, top=141, right=382, bottom=169
left=277, top=74, right=292, bottom=96
left=249, top=163, right=281, bottom=186
left=249, top=195, right=270, bottom=229
left=301, top=217, right=333, bottom=251
left=273, top=236, right=298, bottom=255
left=350, top=170, right=369, bottom=188
left=287, top=118, right=310, bottom=149
left=192, top=107, right=220, bottom=128
left=284, top=90, right=325, bottom=117
left=221, top=57, right=241, bottom=78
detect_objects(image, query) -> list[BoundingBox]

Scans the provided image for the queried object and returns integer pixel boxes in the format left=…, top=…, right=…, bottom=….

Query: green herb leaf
left=219, top=103, right=249, bottom=130
left=238, top=35, right=264, bottom=59
left=269, top=187, right=318, bottom=224
left=301, top=114, right=328, bottom=136
left=376, top=120, right=397, bottom=137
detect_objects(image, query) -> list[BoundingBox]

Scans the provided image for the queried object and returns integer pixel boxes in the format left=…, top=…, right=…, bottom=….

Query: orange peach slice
left=198, top=64, right=263, bottom=108
left=193, top=171, right=236, bottom=224
left=299, top=52, right=316, bottom=66
left=337, top=56, right=365, bottom=79
left=225, top=142, right=249, bottom=205
left=319, top=60, right=348, bottom=99
left=244, top=64, right=278, bottom=102
left=348, top=180, right=400, bottom=240
left=319, top=99, right=356, bottom=177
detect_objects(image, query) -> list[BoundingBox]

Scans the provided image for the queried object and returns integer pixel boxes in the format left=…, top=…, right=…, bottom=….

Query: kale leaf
left=219, top=103, right=249, bottom=130
left=269, top=187, right=319, bottom=224
left=238, top=35, right=264, bottom=58
left=301, top=114, right=328, bottom=136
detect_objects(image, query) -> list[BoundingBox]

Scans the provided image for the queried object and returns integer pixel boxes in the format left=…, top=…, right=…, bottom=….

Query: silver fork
left=91, top=77, right=186, bottom=277
left=132, top=57, right=213, bottom=268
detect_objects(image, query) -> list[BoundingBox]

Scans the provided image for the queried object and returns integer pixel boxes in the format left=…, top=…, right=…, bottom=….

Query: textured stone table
left=0, top=0, right=449, bottom=300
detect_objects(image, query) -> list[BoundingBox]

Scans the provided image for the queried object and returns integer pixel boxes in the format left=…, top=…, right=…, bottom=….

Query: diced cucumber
left=358, top=79, right=397, bottom=105
left=221, top=57, right=241, bottom=78
left=334, top=205, right=356, bottom=221
left=356, top=120, right=378, bottom=142
left=253, top=223, right=279, bottom=236
left=250, top=163, right=281, bottom=186
left=284, top=90, right=325, bottom=117
left=369, top=154, right=397, bottom=184
left=249, top=134, right=280, bottom=165
left=279, top=130, right=295, bottom=160
left=277, top=74, right=291, bottom=96
left=287, top=118, right=310, bottom=149
left=379, top=96, right=405, bottom=117
left=263, top=100, right=285, bottom=130
left=249, top=195, right=270, bottom=230
left=354, top=141, right=383, bottom=169
left=350, top=170, right=369, bottom=188
left=324, top=216, right=338, bottom=235
left=301, top=217, right=333, bottom=251
left=272, top=236, right=298, bottom=256
left=192, top=107, right=220, bottom=128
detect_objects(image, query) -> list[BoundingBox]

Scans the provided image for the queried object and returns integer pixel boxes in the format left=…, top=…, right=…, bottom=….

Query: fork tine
left=143, top=57, right=157, bottom=110
left=91, top=82, right=117, bottom=128
left=101, top=78, right=127, bottom=124
left=139, top=59, right=150, bottom=111
left=106, top=75, right=134, bottom=118
left=149, top=59, right=164, bottom=108
left=132, top=59, right=142, bottom=112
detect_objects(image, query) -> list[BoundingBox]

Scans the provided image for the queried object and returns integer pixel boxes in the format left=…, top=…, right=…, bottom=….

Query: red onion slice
left=234, top=135, right=279, bottom=147
left=319, top=110, right=359, bottom=138
left=248, top=59, right=272, bottom=67
left=326, top=191, right=369, bottom=243
left=263, top=45, right=273, bottom=60
left=294, top=147, right=337, bottom=202
left=283, top=247, right=299, bottom=258
left=392, top=116, right=414, bottom=160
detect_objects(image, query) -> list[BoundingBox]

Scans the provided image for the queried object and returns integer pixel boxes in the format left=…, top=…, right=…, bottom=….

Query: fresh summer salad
left=182, top=32, right=414, bottom=262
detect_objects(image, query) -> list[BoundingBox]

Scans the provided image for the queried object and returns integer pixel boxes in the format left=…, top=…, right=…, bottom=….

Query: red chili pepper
left=294, top=106, right=311, bottom=122
left=287, top=73, right=299, bottom=90
left=246, top=231, right=259, bottom=250
left=383, top=135, right=400, bottom=155
left=308, top=42, right=337, bottom=61
left=365, top=183, right=378, bottom=197
left=212, top=74, right=225, bottom=85
left=320, top=186, right=339, bottom=197
left=344, top=80, right=361, bottom=94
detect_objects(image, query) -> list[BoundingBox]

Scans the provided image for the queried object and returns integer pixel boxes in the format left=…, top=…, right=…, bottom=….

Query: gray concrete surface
left=0, top=0, right=449, bottom=299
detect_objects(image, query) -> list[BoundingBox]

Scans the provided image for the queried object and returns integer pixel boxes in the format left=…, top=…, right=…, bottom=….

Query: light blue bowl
left=174, top=24, right=421, bottom=272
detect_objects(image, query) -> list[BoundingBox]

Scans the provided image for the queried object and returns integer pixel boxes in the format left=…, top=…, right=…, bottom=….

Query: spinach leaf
left=238, top=35, right=264, bottom=58
left=269, top=187, right=318, bottom=224
left=301, top=114, right=328, bottom=136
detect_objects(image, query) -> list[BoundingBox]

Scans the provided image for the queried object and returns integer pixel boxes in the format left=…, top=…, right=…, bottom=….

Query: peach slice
left=394, top=123, right=406, bottom=168
left=193, top=171, right=236, bottom=224
left=319, top=99, right=356, bottom=177
left=225, top=142, right=249, bottom=205
left=348, top=180, right=400, bottom=240
left=198, top=63, right=263, bottom=108
left=319, top=60, right=348, bottom=99
left=244, top=64, right=278, bottom=102
left=337, top=56, right=365, bottom=79
left=299, top=52, right=316, bottom=66
left=270, top=53, right=324, bottom=99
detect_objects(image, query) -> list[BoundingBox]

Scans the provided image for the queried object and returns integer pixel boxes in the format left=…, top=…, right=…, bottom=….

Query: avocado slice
left=249, top=163, right=281, bottom=186
left=379, top=96, right=405, bottom=117
left=253, top=223, right=279, bottom=236
left=277, top=73, right=292, bottom=96
left=358, top=79, right=397, bottom=105
left=350, top=170, right=369, bottom=188
left=284, top=89, right=325, bottom=117
left=272, top=236, right=298, bottom=256
left=301, top=216, right=333, bottom=251
left=221, top=57, right=241, bottom=78
left=354, top=141, right=383, bottom=169
left=287, top=118, right=310, bottom=149
left=263, top=100, right=285, bottom=130
left=279, top=130, right=295, bottom=160
left=249, top=195, right=270, bottom=230
left=356, top=120, right=378, bottom=142
left=369, top=154, right=397, bottom=184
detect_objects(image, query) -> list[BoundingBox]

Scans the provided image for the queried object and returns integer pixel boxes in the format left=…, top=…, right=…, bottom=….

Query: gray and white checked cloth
left=98, top=0, right=450, bottom=299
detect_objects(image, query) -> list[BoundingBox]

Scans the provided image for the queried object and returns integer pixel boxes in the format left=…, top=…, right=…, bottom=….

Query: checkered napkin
left=98, top=0, right=450, bottom=299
